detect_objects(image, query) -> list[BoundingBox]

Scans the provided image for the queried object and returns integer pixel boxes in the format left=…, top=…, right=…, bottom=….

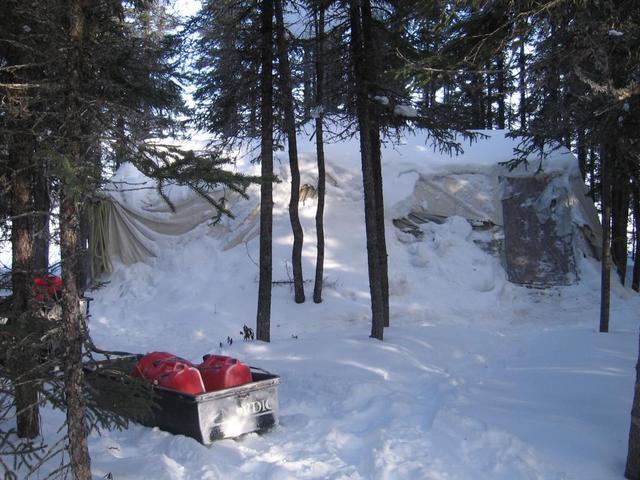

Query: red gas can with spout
left=32, top=275, right=62, bottom=302
left=198, top=355, right=252, bottom=392
left=132, top=352, right=205, bottom=395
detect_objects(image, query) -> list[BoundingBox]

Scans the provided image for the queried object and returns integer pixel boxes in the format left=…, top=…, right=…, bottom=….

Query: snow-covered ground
left=7, top=131, right=640, bottom=479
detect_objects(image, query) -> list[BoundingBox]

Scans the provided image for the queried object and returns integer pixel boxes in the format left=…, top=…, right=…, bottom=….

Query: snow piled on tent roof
left=293, top=128, right=576, bottom=177
left=382, top=129, right=576, bottom=176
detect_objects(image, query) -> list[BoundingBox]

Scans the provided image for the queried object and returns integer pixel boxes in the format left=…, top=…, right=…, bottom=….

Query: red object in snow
left=132, top=352, right=205, bottom=395
left=198, top=355, right=252, bottom=392
left=131, top=351, right=176, bottom=379
left=32, top=275, right=62, bottom=302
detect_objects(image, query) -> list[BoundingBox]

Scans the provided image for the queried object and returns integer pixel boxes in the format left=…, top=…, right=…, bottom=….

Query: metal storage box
left=85, top=356, right=280, bottom=445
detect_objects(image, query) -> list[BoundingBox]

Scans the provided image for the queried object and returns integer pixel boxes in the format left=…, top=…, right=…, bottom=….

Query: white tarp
left=90, top=163, right=256, bottom=277
left=412, top=173, right=503, bottom=225
left=407, top=171, right=601, bottom=256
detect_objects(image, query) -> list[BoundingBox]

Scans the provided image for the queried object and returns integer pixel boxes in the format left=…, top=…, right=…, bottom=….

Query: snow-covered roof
left=378, top=129, right=578, bottom=178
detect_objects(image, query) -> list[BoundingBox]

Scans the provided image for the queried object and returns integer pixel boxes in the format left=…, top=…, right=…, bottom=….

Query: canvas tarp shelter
left=89, top=164, right=259, bottom=278
left=394, top=168, right=602, bottom=287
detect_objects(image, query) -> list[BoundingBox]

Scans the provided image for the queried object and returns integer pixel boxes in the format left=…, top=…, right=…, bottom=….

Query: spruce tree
left=257, top=0, right=275, bottom=342
left=312, top=2, right=327, bottom=304
left=274, top=0, right=305, bottom=304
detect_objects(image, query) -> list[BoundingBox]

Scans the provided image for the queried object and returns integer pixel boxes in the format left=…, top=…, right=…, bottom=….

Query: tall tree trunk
left=518, top=37, right=527, bottom=130
left=313, top=5, right=326, bottom=304
left=632, top=181, right=640, bottom=292
left=577, top=129, right=587, bottom=181
left=625, top=331, right=640, bottom=479
left=63, top=1, right=92, bottom=477
left=75, top=139, right=101, bottom=291
left=361, top=0, right=389, bottom=329
left=370, top=128, right=389, bottom=329
left=600, top=145, right=612, bottom=333
left=496, top=54, right=506, bottom=129
left=486, top=62, right=493, bottom=128
left=302, top=42, right=313, bottom=120
left=470, top=72, right=484, bottom=128
left=589, top=147, right=597, bottom=199
left=612, top=172, right=630, bottom=285
left=113, top=117, right=126, bottom=170
left=274, top=0, right=305, bottom=303
left=349, top=0, right=384, bottom=340
left=10, top=139, right=40, bottom=439
left=256, top=0, right=274, bottom=342
left=32, top=160, right=50, bottom=276
left=60, top=187, right=91, bottom=480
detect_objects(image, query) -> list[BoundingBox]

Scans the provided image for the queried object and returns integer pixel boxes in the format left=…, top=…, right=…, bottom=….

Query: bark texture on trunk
left=10, top=139, right=40, bottom=439
left=62, top=1, right=92, bottom=477
left=274, top=0, right=305, bottom=303
left=60, top=189, right=91, bottom=480
left=496, top=54, right=506, bottom=129
left=612, top=171, right=630, bottom=285
left=519, top=38, right=527, bottom=130
left=313, top=5, right=326, bottom=304
left=32, top=160, right=50, bottom=276
left=256, top=0, right=274, bottom=342
left=577, top=129, right=587, bottom=181
left=600, top=146, right=612, bottom=333
left=361, top=0, right=389, bottom=329
left=349, top=0, right=384, bottom=340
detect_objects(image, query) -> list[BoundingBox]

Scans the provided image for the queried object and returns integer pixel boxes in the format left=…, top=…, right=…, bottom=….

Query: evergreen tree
left=275, top=0, right=305, bottom=303
left=312, top=1, right=327, bottom=303
left=1, top=1, right=257, bottom=476
left=348, top=0, right=386, bottom=340
left=257, top=0, right=275, bottom=342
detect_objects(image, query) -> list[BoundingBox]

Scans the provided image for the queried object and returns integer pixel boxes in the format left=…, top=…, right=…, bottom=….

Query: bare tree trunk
left=32, top=160, right=50, bottom=276
left=496, top=54, right=506, bottom=129
left=274, top=0, right=305, bottom=303
left=486, top=62, right=493, bottom=128
left=577, top=129, right=587, bottom=181
left=600, top=145, right=612, bottom=333
left=632, top=181, right=639, bottom=292
left=10, top=139, right=40, bottom=439
left=349, top=0, right=384, bottom=340
left=113, top=117, right=126, bottom=170
left=470, top=71, right=484, bottom=128
left=60, top=187, right=91, bottom=480
left=62, top=1, right=92, bottom=477
left=519, top=37, right=527, bottom=130
left=313, top=5, right=326, bottom=304
left=612, top=171, right=630, bottom=285
left=256, top=0, right=274, bottom=342
left=625, top=331, right=640, bottom=479
left=75, top=139, right=101, bottom=291
left=361, top=0, right=389, bottom=329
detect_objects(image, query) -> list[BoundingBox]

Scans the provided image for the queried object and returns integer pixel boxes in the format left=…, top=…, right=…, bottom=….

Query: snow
left=393, top=104, right=418, bottom=118
left=373, top=96, right=390, bottom=106
left=608, top=29, right=625, bottom=37
left=4, top=130, right=640, bottom=479
left=310, top=106, right=324, bottom=119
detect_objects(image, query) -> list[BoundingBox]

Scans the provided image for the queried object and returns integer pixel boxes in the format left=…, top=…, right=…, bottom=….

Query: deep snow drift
left=8, top=130, right=640, bottom=479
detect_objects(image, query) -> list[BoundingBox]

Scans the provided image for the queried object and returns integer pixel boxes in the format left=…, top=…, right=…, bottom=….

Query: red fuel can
left=33, top=275, right=62, bottom=302
left=198, top=355, right=252, bottom=392
left=132, top=352, right=205, bottom=395
left=131, top=351, right=176, bottom=380
left=155, top=363, right=205, bottom=395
